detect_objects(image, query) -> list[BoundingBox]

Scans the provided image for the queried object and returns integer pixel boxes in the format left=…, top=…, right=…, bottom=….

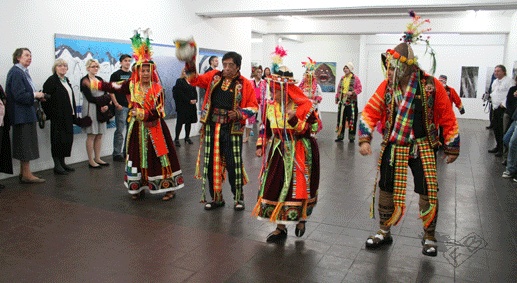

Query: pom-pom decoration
left=174, top=37, right=197, bottom=62
left=271, top=45, right=287, bottom=74
left=400, top=10, right=431, bottom=45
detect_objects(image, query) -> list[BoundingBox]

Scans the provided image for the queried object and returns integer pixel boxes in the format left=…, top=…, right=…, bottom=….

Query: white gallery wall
left=252, top=33, right=507, bottom=121
left=360, top=34, right=506, bottom=120
left=0, top=0, right=252, bottom=179
left=252, top=35, right=361, bottom=114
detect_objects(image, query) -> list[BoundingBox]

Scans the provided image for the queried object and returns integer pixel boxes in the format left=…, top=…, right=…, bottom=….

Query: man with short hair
left=488, top=65, right=514, bottom=157
left=110, top=54, right=132, bottom=161
left=187, top=52, right=258, bottom=211
left=204, top=56, right=219, bottom=73
left=438, top=74, right=464, bottom=147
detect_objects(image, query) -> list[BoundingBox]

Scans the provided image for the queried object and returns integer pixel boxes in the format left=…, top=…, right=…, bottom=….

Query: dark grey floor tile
left=0, top=117, right=515, bottom=282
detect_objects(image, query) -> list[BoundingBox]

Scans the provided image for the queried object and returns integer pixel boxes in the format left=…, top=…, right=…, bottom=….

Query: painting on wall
left=314, top=62, right=336, bottom=92
left=54, top=34, right=183, bottom=133
left=196, top=48, right=227, bottom=109
left=460, top=66, right=479, bottom=98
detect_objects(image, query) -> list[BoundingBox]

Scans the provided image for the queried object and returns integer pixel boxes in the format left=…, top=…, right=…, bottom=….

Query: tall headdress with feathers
left=301, top=57, right=316, bottom=74
left=271, top=45, right=287, bottom=75
left=383, top=10, right=436, bottom=75
left=131, top=28, right=153, bottom=65
left=299, top=57, right=318, bottom=96
left=130, top=28, right=159, bottom=83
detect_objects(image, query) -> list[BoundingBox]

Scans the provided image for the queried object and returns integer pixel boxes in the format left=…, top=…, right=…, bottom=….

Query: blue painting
left=54, top=34, right=182, bottom=133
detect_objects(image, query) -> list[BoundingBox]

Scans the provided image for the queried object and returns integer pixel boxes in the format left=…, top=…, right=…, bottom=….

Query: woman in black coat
left=172, top=72, right=198, bottom=147
left=42, top=59, right=77, bottom=175
left=0, top=84, right=13, bottom=189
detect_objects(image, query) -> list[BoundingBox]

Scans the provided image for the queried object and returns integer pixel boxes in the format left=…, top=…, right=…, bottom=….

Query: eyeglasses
left=89, top=65, right=99, bottom=69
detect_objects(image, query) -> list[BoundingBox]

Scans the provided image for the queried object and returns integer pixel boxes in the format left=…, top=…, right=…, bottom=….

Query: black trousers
left=379, top=144, right=431, bottom=195
left=493, top=107, right=505, bottom=151
left=206, top=124, right=242, bottom=201
left=175, top=122, right=191, bottom=140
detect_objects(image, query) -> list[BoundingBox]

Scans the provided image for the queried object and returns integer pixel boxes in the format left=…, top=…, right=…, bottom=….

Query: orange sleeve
left=358, top=80, right=388, bottom=144
left=434, top=79, right=460, bottom=154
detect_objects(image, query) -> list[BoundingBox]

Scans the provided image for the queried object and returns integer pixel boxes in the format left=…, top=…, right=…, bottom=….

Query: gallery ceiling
left=193, top=0, right=517, bottom=35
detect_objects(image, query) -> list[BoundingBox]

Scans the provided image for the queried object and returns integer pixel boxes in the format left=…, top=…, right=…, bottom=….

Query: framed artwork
left=54, top=34, right=183, bottom=133
left=460, top=66, right=479, bottom=98
left=314, top=62, right=336, bottom=92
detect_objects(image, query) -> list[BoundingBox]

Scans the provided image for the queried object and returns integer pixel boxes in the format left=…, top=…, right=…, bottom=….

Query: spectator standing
left=5, top=48, right=46, bottom=183
left=488, top=65, right=514, bottom=157
left=110, top=54, right=132, bottom=162
left=42, top=59, right=78, bottom=175
left=172, top=71, right=198, bottom=147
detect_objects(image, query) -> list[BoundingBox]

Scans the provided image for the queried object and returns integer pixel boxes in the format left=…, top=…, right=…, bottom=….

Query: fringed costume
left=252, top=73, right=321, bottom=224
left=188, top=69, right=258, bottom=205
left=335, top=66, right=362, bottom=141
left=94, top=29, right=184, bottom=197
left=359, top=12, right=460, bottom=255
left=299, top=58, right=323, bottom=135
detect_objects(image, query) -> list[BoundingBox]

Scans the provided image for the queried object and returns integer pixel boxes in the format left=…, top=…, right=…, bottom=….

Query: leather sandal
left=204, top=200, right=225, bottom=210
left=365, top=230, right=393, bottom=249
left=295, top=221, right=306, bottom=237
left=266, top=227, right=288, bottom=243
left=234, top=201, right=245, bottom=211
left=421, top=239, right=438, bottom=257
left=162, top=191, right=175, bottom=201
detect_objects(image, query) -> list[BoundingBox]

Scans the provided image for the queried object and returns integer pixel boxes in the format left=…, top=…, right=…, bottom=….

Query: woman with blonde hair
left=80, top=59, right=112, bottom=168
left=42, top=58, right=78, bottom=174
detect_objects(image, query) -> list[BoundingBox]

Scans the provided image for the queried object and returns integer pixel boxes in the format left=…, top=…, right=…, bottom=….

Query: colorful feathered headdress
left=301, top=57, right=317, bottom=74
left=131, top=28, right=153, bottom=65
left=383, top=10, right=437, bottom=74
left=271, top=45, right=287, bottom=75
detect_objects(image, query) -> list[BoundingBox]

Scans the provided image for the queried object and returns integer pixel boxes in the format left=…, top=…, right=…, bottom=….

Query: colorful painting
left=54, top=34, right=183, bottom=133
left=314, top=62, right=336, bottom=92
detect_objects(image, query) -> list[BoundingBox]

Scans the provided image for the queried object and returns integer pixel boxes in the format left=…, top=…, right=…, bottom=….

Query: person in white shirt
left=488, top=65, right=514, bottom=156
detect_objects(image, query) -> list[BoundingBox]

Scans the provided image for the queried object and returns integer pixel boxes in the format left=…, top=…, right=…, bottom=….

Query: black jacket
left=172, top=78, right=198, bottom=124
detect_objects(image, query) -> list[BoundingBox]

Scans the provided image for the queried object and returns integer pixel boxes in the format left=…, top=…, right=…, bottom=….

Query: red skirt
left=124, top=118, right=184, bottom=195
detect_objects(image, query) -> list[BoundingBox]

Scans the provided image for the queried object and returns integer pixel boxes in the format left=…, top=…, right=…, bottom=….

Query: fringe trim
left=301, top=199, right=308, bottom=219
left=369, top=193, right=376, bottom=219
left=251, top=196, right=262, bottom=217
left=269, top=202, right=284, bottom=222
left=384, top=205, right=405, bottom=227
left=420, top=204, right=437, bottom=228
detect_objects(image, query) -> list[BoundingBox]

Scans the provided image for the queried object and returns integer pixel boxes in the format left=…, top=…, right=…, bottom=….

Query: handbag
left=97, top=103, right=114, bottom=123
left=36, top=101, right=47, bottom=129
left=75, top=116, right=92, bottom=128
left=75, top=101, right=92, bottom=128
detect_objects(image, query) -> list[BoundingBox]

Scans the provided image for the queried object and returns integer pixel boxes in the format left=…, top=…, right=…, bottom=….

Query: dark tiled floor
left=0, top=113, right=516, bottom=282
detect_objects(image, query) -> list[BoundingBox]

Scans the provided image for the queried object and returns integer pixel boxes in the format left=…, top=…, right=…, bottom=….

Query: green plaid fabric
left=200, top=123, right=247, bottom=202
